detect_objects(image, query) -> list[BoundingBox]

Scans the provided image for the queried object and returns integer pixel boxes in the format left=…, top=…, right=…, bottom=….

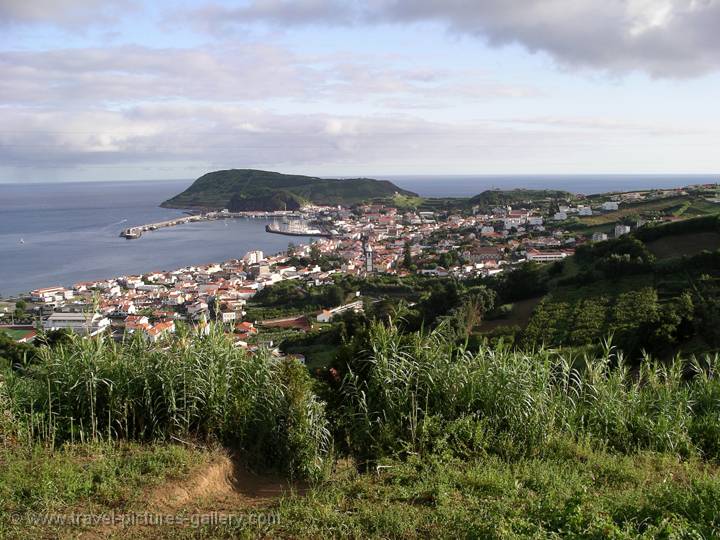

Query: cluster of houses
left=16, top=186, right=703, bottom=345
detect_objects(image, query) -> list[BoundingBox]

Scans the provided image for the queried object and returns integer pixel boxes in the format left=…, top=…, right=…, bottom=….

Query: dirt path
left=76, top=451, right=303, bottom=539
left=147, top=452, right=304, bottom=514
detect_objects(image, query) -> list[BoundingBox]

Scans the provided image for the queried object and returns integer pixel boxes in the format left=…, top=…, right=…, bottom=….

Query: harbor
left=120, top=210, right=301, bottom=239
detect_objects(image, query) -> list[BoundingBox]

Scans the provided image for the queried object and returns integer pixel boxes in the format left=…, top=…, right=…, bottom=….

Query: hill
left=469, top=188, right=573, bottom=209
left=161, top=169, right=418, bottom=211
left=479, top=214, right=720, bottom=357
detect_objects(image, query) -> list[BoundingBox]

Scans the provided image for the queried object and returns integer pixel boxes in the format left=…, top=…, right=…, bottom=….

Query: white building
left=602, top=201, right=619, bottom=211
left=44, top=312, right=110, bottom=336
left=30, top=286, right=72, bottom=303
left=243, top=250, right=265, bottom=264
left=615, top=224, right=631, bottom=237
left=317, top=300, right=364, bottom=323
left=592, top=232, right=608, bottom=242
left=553, top=212, right=568, bottom=221
left=578, top=206, right=593, bottom=216
left=526, top=249, right=569, bottom=262
left=527, top=216, right=544, bottom=226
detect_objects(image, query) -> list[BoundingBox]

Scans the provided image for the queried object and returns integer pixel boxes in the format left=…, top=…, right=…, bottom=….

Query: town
left=2, top=184, right=718, bottom=364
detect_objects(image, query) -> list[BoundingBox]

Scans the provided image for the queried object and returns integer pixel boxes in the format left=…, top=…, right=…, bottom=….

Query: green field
left=579, top=196, right=720, bottom=227
left=646, top=231, right=720, bottom=259
left=477, top=296, right=542, bottom=333
left=0, top=328, right=31, bottom=341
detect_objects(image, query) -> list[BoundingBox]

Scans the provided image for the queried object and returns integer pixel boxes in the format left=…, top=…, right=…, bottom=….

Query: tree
left=309, top=242, right=321, bottom=263
left=287, top=242, right=297, bottom=257
left=323, top=285, right=345, bottom=308
left=402, top=241, right=413, bottom=269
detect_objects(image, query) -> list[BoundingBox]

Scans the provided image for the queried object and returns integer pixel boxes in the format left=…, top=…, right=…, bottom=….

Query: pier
left=120, top=210, right=305, bottom=239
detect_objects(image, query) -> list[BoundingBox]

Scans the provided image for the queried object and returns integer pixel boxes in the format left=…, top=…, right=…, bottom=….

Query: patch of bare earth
left=76, top=451, right=304, bottom=539
left=147, top=452, right=305, bottom=514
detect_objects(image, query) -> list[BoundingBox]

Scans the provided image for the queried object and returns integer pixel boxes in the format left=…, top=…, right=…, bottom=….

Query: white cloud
left=0, top=0, right=134, bottom=28
left=188, top=0, right=720, bottom=78
left=1, top=104, right=715, bottom=176
left=0, top=44, right=534, bottom=107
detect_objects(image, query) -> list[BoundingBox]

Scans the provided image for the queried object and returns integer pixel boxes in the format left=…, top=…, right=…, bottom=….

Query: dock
left=120, top=210, right=306, bottom=239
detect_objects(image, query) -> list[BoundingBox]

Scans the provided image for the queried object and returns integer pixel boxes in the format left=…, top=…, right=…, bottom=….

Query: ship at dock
left=265, top=217, right=329, bottom=237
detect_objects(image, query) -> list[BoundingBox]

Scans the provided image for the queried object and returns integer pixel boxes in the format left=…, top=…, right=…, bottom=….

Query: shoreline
left=2, top=220, right=321, bottom=300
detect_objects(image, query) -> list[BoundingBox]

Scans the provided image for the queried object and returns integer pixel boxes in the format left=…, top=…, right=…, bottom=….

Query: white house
left=615, top=224, right=631, bottom=237
left=602, top=201, right=619, bottom=211
left=144, top=321, right=175, bottom=342
left=553, top=212, right=568, bottom=221
left=527, top=216, right=544, bottom=226
left=243, top=250, right=264, bottom=264
left=30, top=286, right=71, bottom=303
left=592, top=232, right=608, bottom=242
left=578, top=206, right=593, bottom=216
left=219, top=311, right=237, bottom=323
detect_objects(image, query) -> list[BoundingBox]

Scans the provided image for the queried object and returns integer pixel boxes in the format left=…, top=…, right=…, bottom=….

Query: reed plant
left=341, top=320, right=720, bottom=463
left=1, top=325, right=330, bottom=480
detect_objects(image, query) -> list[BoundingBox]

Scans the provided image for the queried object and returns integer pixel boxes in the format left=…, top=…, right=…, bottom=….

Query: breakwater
left=120, top=210, right=300, bottom=239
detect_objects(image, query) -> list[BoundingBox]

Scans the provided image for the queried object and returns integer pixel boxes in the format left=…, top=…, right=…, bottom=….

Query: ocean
left=0, top=180, right=308, bottom=297
left=1, top=174, right=717, bottom=297
left=385, top=174, right=719, bottom=198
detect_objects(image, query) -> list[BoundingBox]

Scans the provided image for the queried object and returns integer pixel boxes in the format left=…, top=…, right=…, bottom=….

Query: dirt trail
left=75, top=452, right=302, bottom=539
left=148, top=452, right=305, bottom=513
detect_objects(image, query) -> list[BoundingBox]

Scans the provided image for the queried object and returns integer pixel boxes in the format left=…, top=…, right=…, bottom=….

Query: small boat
left=19, top=238, right=24, bottom=244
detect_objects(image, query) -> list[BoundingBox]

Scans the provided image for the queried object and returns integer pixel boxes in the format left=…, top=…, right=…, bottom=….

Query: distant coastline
left=1, top=174, right=718, bottom=297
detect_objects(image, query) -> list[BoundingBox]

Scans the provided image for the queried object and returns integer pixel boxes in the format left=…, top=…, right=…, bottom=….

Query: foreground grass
left=2, top=439, right=720, bottom=538
left=0, top=441, right=208, bottom=539
left=181, top=444, right=720, bottom=539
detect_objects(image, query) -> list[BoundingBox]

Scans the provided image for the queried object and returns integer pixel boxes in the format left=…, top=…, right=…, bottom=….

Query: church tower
left=363, top=237, right=374, bottom=273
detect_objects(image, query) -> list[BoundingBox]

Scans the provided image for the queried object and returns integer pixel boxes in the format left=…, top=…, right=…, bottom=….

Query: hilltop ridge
left=161, top=169, right=418, bottom=211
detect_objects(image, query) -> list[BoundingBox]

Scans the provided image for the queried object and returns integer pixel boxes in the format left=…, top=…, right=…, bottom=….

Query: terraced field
left=646, top=231, right=720, bottom=259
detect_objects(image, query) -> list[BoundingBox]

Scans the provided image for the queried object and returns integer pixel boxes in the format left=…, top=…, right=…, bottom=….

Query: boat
left=19, top=238, right=24, bottom=244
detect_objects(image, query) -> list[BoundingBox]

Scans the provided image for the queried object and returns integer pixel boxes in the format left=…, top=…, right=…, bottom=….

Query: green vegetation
left=160, top=169, right=417, bottom=210
left=4, top=317, right=720, bottom=536
left=571, top=195, right=720, bottom=235
left=482, top=215, right=720, bottom=358
left=0, top=441, right=203, bottom=516
left=2, top=327, right=329, bottom=481
left=469, top=189, right=572, bottom=210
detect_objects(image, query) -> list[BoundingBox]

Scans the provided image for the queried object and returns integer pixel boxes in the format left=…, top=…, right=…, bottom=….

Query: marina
left=120, top=210, right=302, bottom=239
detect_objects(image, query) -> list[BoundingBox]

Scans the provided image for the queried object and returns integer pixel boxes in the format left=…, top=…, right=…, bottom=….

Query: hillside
left=479, top=214, right=720, bottom=357
left=469, top=188, right=573, bottom=209
left=4, top=323, right=720, bottom=537
left=161, top=169, right=418, bottom=211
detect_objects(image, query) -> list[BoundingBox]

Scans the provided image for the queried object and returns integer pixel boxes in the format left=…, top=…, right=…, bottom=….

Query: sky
left=1, top=0, right=719, bottom=182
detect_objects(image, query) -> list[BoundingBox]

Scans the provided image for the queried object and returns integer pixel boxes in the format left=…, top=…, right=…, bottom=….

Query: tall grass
left=1, top=325, right=330, bottom=480
left=341, top=320, right=720, bottom=463
left=5, top=319, right=720, bottom=477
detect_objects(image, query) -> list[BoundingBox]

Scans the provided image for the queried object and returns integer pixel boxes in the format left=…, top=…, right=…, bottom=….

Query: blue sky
left=1, top=0, right=719, bottom=182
